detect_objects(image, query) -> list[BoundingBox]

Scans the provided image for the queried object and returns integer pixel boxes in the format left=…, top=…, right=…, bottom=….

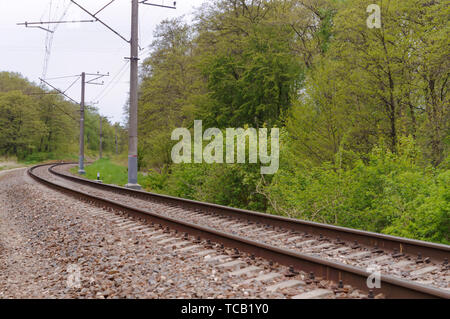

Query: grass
left=71, top=158, right=147, bottom=187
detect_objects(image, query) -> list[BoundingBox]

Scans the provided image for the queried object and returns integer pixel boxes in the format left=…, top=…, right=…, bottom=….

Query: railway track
left=28, top=163, right=450, bottom=299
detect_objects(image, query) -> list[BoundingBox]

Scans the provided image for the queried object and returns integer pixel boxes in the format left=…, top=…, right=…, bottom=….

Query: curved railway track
left=28, top=163, right=450, bottom=299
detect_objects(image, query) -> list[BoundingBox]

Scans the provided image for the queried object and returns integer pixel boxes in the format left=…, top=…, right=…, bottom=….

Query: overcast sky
left=0, top=0, right=206, bottom=124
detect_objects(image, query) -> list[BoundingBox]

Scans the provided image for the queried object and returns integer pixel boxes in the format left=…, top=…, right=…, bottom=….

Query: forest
left=0, top=71, right=127, bottom=162
left=1, top=0, right=448, bottom=244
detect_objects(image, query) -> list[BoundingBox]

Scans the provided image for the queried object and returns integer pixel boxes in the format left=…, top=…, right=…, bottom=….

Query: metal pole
left=78, top=72, right=86, bottom=175
left=126, top=0, right=141, bottom=189
left=99, top=116, right=103, bottom=159
left=115, top=125, right=118, bottom=155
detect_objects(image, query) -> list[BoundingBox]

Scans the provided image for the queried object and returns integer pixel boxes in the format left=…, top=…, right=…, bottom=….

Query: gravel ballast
left=1, top=168, right=358, bottom=299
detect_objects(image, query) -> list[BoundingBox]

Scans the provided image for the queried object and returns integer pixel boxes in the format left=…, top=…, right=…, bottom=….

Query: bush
left=162, top=162, right=266, bottom=211
left=263, top=137, right=449, bottom=244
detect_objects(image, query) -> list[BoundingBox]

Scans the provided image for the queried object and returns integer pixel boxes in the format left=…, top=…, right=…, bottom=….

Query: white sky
left=0, top=0, right=206, bottom=124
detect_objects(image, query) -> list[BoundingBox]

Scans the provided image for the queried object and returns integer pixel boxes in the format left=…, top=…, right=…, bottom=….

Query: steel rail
left=48, top=163, right=450, bottom=263
left=28, top=164, right=450, bottom=299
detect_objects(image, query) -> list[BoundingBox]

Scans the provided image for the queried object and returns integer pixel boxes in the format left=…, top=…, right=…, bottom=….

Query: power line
left=31, top=92, right=79, bottom=122
left=49, top=103, right=79, bottom=122
left=42, top=0, right=53, bottom=78
left=19, top=20, right=96, bottom=26
left=94, top=61, right=130, bottom=102
left=69, top=0, right=129, bottom=43
left=39, top=77, right=79, bottom=104
left=96, top=63, right=129, bottom=102
left=20, top=0, right=177, bottom=189
left=62, top=76, right=81, bottom=93
left=93, top=0, right=117, bottom=16
left=41, top=1, right=72, bottom=78
left=44, top=75, right=82, bottom=81
left=140, top=1, right=177, bottom=10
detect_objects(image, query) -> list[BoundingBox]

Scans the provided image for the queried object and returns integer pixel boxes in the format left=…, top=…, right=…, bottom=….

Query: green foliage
left=140, top=169, right=169, bottom=193
left=0, top=72, right=36, bottom=93
left=2, top=1, right=448, bottom=245
left=0, top=90, right=46, bottom=159
left=134, top=0, right=448, bottom=243
left=264, top=136, right=449, bottom=244
left=0, top=71, right=127, bottom=162
left=328, top=0, right=448, bottom=163
left=198, top=21, right=304, bottom=128
left=382, top=169, right=449, bottom=244
left=163, top=162, right=266, bottom=211
left=138, top=18, right=199, bottom=169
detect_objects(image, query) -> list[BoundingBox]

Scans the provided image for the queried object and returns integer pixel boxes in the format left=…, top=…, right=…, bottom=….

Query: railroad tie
left=229, top=266, right=262, bottom=277
left=141, top=230, right=163, bottom=236
left=295, top=239, right=316, bottom=248
left=363, top=255, right=391, bottom=265
left=392, top=260, right=415, bottom=268
left=410, top=266, right=439, bottom=277
left=270, top=233, right=291, bottom=240
left=327, top=247, right=351, bottom=255
left=266, top=280, right=304, bottom=292
left=217, top=260, right=246, bottom=270
left=158, top=238, right=178, bottom=245
left=286, top=236, right=303, bottom=243
left=304, top=243, right=333, bottom=251
left=175, top=245, right=201, bottom=253
left=204, top=255, right=231, bottom=264
left=242, top=272, right=282, bottom=284
left=195, top=249, right=217, bottom=257
left=346, top=251, right=371, bottom=259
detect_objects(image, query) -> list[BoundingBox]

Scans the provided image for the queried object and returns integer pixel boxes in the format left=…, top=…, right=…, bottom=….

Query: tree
left=194, top=0, right=304, bottom=128
left=0, top=91, right=46, bottom=158
left=406, top=0, right=449, bottom=166
left=139, top=18, right=199, bottom=170
left=36, top=94, right=78, bottom=154
left=287, top=0, right=448, bottom=165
